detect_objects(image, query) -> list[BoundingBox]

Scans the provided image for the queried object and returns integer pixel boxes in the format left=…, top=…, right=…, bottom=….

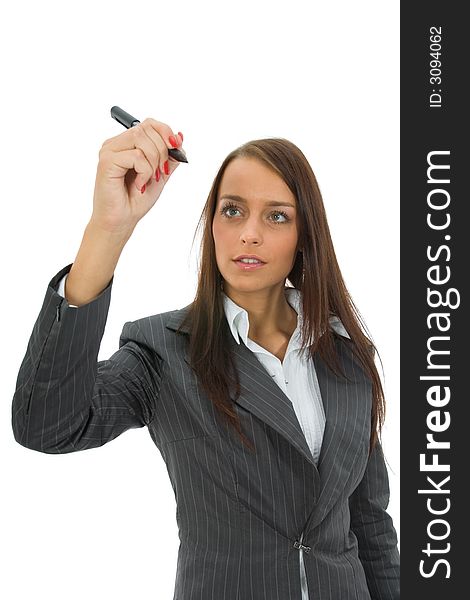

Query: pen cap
left=110, top=105, right=140, bottom=129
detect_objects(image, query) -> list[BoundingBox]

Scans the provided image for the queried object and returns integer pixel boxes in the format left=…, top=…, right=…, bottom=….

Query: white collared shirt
left=222, top=287, right=350, bottom=465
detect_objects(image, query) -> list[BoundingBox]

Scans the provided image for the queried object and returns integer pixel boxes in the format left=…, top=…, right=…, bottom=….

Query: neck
left=224, top=285, right=298, bottom=338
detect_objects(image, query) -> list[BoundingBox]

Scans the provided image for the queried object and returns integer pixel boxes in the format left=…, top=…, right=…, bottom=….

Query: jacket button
left=293, top=540, right=311, bottom=553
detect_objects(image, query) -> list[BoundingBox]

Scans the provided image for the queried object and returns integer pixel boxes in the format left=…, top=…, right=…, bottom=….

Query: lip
left=233, top=259, right=267, bottom=271
left=233, top=255, right=266, bottom=262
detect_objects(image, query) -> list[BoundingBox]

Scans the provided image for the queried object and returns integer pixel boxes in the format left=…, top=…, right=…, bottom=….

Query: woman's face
left=212, top=156, right=300, bottom=296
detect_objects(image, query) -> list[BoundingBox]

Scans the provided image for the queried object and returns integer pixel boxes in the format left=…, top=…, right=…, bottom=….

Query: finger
left=101, top=127, right=161, bottom=188
left=144, top=117, right=178, bottom=145
left=101, top=147, right=154, bottom=192
left=143, top=117, right=182, bottom=162
left=103, top=119, right=179, bottom=152
left=102, top=123, right=161, bottom=170
left=101, top=119, right=181, bottom=187
left=166, top=156, right=180, bottom=177
left=139, top=120, right=170, bottom=176
left=101, top=128, right=141, bottom=151
left=113, top=121, right=177, bottom=176
left=132, top=123, right=163, bottom=176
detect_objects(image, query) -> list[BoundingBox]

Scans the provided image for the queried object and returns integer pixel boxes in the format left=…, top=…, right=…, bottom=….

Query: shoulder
left=329, top=315, right=350, bottom=340
left=119, top=304, right=192, bottom=350
left=329, top=314, right=375, bottom=356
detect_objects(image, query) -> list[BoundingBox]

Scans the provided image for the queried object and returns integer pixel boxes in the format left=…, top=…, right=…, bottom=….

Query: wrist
left=86, top=218, right=135, bottom=247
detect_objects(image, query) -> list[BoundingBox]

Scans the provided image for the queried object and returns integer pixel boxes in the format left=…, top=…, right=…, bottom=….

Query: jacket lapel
left=166, top=305, right=371, bottom=531
left=166, top=305, right=317, bottom=468
left=228, top=334, right=320, bottom=470
left=305, top=336, right=372, bottom=531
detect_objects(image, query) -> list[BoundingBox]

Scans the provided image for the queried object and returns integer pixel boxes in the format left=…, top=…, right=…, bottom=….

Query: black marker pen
left=110, top=105, right=188, bottom=163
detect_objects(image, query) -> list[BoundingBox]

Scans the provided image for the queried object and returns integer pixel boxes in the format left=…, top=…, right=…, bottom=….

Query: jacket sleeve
left=348, top=440, right=400, bottom=599
left=11, top=263, right=163, bottom=454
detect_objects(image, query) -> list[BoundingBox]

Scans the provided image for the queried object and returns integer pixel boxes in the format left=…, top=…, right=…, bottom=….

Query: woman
left=12, top=117, right=400, bottom=599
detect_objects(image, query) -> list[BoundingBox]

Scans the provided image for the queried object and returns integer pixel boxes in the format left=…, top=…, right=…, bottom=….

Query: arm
left=11, top=263, right=162, bottom=453
left=11, top=114, right=184, bottom=453
left=348, top=441, right=400, bottom=600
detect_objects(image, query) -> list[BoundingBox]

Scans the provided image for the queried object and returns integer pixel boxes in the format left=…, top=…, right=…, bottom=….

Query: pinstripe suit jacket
left=12, top=263, right=400, bottom=599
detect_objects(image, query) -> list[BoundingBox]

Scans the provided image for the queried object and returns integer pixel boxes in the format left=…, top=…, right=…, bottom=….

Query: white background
left=1, top=1, right=399, bottom=598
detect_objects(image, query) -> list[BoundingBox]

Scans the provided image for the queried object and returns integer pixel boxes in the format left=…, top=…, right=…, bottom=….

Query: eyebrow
left=218, top=194, right=296, bottom=209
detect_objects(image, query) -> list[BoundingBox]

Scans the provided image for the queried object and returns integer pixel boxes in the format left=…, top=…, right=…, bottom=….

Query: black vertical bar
left=401, top=3, right=466, bottom=597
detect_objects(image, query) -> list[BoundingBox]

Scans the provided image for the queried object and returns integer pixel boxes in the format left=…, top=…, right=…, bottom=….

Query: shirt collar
left=222, top=287, right=350, bottom=347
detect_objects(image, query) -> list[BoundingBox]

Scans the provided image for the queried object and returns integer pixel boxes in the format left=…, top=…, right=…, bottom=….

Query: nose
left=240, top=219, right=263, bottom=245
left=241, top=235, right=260, bottom=245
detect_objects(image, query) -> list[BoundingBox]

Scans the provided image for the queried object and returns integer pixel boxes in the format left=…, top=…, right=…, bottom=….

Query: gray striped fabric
left=12, top=263, right=400, bottom=599
left=222, top=286, right=354, bottom=600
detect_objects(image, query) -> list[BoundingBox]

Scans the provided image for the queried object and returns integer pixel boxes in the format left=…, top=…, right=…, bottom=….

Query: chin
left=225, top=279, right=275, bottom=294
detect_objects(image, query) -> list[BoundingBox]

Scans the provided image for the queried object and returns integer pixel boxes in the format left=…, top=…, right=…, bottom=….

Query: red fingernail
left=155, top=167, right=160, bottom=182
left=178, top=131, right=183, bottom=142
left=164, top=160, right=169, bottom=175
left=141, top=183, right=146, bottom=194
left=169, top=135, right=178, bottom=148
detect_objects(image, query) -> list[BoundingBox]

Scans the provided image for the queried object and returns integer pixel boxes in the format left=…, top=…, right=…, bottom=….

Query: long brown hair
left=179, top=138, right=385, bottom=454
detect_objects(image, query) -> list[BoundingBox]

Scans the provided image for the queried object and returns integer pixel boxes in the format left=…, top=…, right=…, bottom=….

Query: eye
left=219, top=202, right=290, bottom=224
left=271, top=211, right=289, bottom=224
left=219, top=202, right=240, bottom=218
